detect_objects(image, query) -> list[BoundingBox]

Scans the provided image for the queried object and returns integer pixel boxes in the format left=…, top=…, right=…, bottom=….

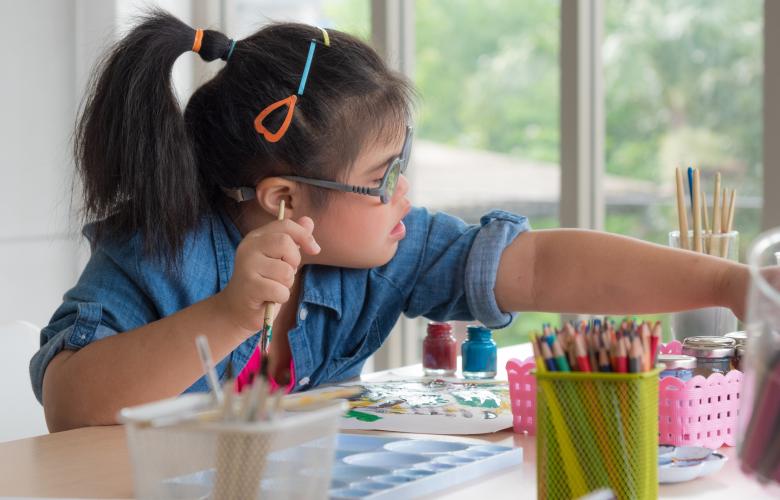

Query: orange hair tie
left=192, top=29, right=204, bottom=53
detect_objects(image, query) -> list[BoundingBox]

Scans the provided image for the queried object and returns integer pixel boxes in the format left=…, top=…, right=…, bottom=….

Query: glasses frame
left=281, top=126, right=413, bottom=204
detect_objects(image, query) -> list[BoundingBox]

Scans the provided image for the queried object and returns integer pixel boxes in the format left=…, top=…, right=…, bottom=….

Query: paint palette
left=325, top=434, right=522, bottom=499
left=657, top=445, right=728, bottom=484
left=160, top=433, right=522, bottom=499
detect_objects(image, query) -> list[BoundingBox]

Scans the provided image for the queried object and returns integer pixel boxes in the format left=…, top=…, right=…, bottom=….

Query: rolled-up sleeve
left=465, top=210, right=530, bottom=328
left=390, top=208, right=530, bottom=329
left=30, top=303, right=119, bottom=403
left=29, top=234, right=155, bottom=404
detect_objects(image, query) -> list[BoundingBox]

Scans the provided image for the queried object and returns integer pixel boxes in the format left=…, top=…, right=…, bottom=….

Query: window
left=603, top=0, right=762, bottom=337
left=413, top=0, right=562, bottom=346
left=226, top=0, right=369, bottom=40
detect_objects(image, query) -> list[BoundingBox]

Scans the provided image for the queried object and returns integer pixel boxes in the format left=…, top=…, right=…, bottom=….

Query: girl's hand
left=215, top=216, right=321, bottom=333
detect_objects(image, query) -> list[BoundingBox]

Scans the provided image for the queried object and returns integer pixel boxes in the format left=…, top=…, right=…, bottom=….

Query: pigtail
left=74, top=9, right=231, bottom=262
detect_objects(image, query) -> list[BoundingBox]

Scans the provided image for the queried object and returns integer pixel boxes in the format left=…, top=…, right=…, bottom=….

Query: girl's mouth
left=390, top=220, right=406, bottom=239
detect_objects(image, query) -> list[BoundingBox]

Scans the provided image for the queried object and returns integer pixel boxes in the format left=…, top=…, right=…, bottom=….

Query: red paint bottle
left=422, top=322, right=457, bottom=376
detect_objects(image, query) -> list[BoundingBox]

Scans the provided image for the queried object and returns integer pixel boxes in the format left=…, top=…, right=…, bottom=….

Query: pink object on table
left=658, top=339, right=743, bottom=447
left=506, top=342, right=743, bottom=447
left=659, top=339, right=684, bottom=355
left=236, top=349, right=296, bottom=394
left=506, top=357, right=537, bottom=435
left=658, top=368, right=743, bottom=448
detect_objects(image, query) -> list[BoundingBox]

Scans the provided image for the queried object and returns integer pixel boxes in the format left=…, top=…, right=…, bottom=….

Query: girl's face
left=305, top=133, right=411, bottom=269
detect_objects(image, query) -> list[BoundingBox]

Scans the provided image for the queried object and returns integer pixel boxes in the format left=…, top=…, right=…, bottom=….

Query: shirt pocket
left=327, top=320, right=383, bottom=379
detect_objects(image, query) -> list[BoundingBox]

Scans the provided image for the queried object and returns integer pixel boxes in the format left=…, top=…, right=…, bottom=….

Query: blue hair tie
left=225, top=39, right=237, bottom=61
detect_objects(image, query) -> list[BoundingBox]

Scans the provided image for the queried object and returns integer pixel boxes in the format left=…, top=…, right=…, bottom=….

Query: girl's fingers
left=296, top=216, right=315, bottom=234
left=246, top=218, right=321, bottom=255
left=251, top=255, right=296, bottom=288
left=250, top=275, right=291, bottom=305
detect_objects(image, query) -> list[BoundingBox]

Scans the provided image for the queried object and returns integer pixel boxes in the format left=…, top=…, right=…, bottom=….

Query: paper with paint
left=328, top=379, right=513, bottom=434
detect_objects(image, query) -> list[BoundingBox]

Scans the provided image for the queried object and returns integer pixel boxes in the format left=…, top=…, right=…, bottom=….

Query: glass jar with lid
left=422, top=322, right=458, bottom=376
left=461, top=325, right=497, bottom=379
left=724, top=331, right=747, bottom=371
left=681, top=336, right=736, bottom=377
left=657, top=354, right=697, bottom=381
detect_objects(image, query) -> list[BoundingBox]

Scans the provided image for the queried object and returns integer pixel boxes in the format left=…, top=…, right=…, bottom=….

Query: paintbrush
left=281, top=386, right=365, bottom=411
left=258, top=200, right=286, bottom=381
left=195, top=335, right=224, bottom=406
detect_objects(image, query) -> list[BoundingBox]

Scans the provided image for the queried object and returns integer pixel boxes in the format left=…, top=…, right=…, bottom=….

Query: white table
left=0, top=343, right=775, bottom=499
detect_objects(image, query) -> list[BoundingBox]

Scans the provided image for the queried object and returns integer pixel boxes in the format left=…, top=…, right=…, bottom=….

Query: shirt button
left=299, top=307, right=308, bottom=321
left=298, top=377, right=310, bottom=386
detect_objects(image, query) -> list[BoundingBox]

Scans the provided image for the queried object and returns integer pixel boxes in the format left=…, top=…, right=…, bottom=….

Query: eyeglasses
left=281, top=126, right=413, bottom=204
left=221, top=127, right=413, bottom=204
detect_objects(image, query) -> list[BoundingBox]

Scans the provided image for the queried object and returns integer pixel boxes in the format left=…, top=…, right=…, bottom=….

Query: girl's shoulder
left=79, top=213, right=224, bottom=290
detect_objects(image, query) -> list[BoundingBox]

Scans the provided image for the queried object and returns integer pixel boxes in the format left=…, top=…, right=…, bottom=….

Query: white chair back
left=0, top=321, right=48, bottom=441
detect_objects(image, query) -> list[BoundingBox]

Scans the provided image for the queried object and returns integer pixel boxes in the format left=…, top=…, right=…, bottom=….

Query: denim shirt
left=30, top=207, right=530, bottom=403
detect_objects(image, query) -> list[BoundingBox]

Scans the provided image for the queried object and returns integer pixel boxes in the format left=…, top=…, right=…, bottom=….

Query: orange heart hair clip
left=192, top=29, right=203, bottom=53
left=254, top=27, right=330, bottom=143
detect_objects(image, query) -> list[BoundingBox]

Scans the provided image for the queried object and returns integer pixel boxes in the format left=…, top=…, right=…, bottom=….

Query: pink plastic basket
left=506, top=357, right=537, bottom=434
left=657, top=340, right=743, bottom=448
left=506, top=341, right=743, bottom=447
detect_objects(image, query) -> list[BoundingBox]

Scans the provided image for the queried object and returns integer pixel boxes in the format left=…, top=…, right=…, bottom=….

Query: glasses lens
left=383, top=160, right=401, bottom=203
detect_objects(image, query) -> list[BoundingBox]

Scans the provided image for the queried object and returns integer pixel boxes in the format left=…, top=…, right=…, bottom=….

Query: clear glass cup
left=668, top=230, right=739, bottom=341
left=738, top=227, right=780, bottom=491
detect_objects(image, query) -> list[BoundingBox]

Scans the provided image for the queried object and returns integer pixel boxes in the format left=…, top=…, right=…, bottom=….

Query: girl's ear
left=255, top=177, right=300, bottom=217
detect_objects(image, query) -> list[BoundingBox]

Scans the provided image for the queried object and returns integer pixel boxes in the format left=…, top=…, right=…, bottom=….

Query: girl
left=32, top=10, right=748, bottom=432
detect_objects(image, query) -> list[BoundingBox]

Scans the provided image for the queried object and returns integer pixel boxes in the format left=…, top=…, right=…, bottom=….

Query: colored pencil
left=552, top=338, right=571, bottom=372
left=540, top=340, right=557, bottom=372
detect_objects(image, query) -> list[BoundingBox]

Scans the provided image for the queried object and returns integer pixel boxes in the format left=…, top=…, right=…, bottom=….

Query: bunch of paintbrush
left=674, top=166, right=737, bottom=257
left=195, top=334, right=281, bottom=500
left=194, top=334, right=362, bottom=425
left=531, top=318, right=661, bottom=374
left=195, top=334, right=283, bottom=424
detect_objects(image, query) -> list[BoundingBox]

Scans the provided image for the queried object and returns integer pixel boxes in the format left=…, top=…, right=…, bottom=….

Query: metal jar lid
left=724, top=331, right=748, bottom=347
left=658, top=354, right=697, bottom=370
left=681, top=336, right=736, bottom=358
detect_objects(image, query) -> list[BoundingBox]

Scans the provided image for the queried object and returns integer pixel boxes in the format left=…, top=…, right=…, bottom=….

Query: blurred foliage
left=324, top=0, right=762, bottom=347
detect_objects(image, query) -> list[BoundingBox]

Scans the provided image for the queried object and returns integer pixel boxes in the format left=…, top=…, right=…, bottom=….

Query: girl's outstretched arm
left=494, top=229, right=749, bottom=320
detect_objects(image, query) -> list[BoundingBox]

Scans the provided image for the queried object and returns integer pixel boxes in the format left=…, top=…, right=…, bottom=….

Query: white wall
left=1, top=0, right=82, bottom=329
left=0, top=0, right=198, bottom=330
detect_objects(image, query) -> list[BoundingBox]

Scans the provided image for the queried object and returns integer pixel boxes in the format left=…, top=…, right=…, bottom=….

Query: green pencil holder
left=535, top=369, right=659, bottom=500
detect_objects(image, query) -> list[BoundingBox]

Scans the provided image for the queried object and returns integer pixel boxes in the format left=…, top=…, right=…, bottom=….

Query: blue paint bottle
left=461, top=325, right=497, bottom=379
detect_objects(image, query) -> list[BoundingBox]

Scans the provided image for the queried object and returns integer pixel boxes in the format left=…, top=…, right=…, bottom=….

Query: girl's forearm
left=495, top=229, right=749, bottom=317
left=42, top=293, right=251, bottom=431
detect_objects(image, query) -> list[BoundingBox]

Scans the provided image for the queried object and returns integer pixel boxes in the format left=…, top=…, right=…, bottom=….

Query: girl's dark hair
left=75, top=9, right=415, bottom=263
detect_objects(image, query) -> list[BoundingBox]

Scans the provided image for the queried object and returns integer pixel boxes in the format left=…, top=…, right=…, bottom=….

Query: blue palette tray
left=161, top=433, right=522, bottom=499
left=325, top=434, right=522, bottom=499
